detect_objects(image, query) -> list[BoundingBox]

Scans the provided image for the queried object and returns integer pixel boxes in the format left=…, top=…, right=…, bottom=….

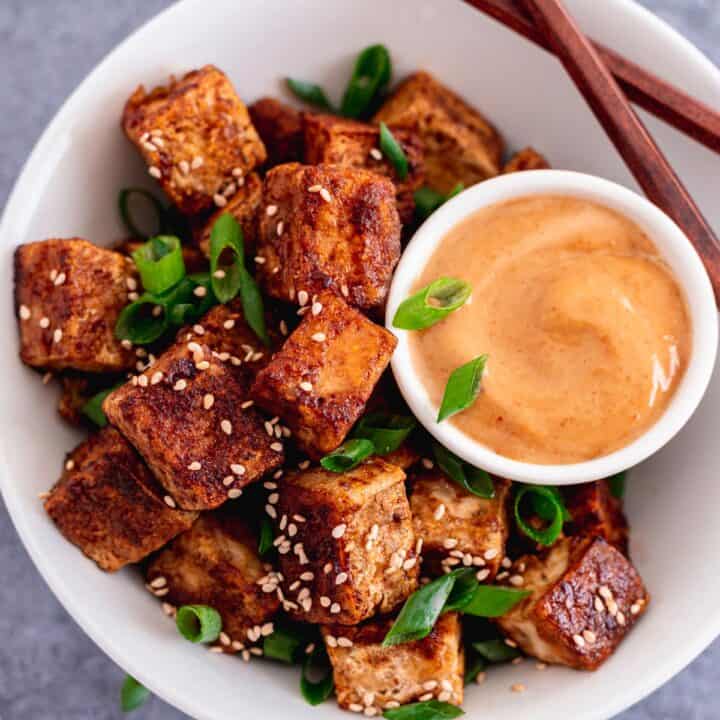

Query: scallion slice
left=433, top=443, right=495, bottom=499
left=118, top=188, right=166, bottom=240
left=300, top=645, right=334, bottom=705
left=392, top=277, right=471, bottom=331
left=459, top=586, right=530, bottom=617
left=120, top=675, right=150, bottom=713
left=514, top=485, right=570, bottom=546
left=472, top=638, right=521, bottom=663
left=286, top=78, right=335, bottom=111
left=340, top=44, right=392, bottom=119
left=263, top=623, right=307, bottom=664
left=383, top=700, right=464, bottom=720
left=464, top=652, right=486, bottom=685
left=352, top=413, right=416, bottom=455
left=379, top=122, right=408, bottom=180
left=607, top=471, right=626, bottom=499
left=320, top=438, right=375, bottom=473
left=258, top=516, right=274, bottom=557
left=115, top=295, right=169, bottom=345
left=414, top=183, right=464, bottom=222
left=131, top=235, right=186, bottom=294
left=175, top=604, right=222, bottom=644
left=81, top=384, right=122, bottom=428
left=437, top=355, right=487, bottom=422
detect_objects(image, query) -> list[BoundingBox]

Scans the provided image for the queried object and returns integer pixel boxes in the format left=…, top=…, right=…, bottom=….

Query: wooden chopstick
left=463, top=0, right=720, bottom=155
left=515, top=0, right=720, bottom=305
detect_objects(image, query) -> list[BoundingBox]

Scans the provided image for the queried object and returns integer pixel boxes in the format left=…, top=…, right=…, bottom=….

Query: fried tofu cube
left=57, top=373, right=120, bottom=426
left=272, top=458, right=418, bottom=625
left=255, top=163, right=401, bottom=311
left=122, top=65, right=266, bottom=215
left=503, top=147, right=550, bottom=173
left=14, top=238, right=136, bottom=372
left=497, top=537, right=649, bottom=670
left=303, top=114, right=424, bottom=224
left=384, top=444, right=421, bottom=472
left=373, top=71, right=504, bottom=194
left=250, top=291, right=396, bottom=458
left=563, top=480, right=629, bottom=554
left=249, top=97, right=304, bottom=166
left=410, top=472, right=511, bottom=579
left=45, top=427, right=197, bottom=571
left=193, top=171, right=263, bottom=256
left=103, top=338, right=284, bottom=510
left=323, top=612, right=463, bottom=711
left=146, top=511, right=279, bottom=649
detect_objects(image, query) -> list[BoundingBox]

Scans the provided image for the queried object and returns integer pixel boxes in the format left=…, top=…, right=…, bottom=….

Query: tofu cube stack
left=17, top=59, right=651, bottom=713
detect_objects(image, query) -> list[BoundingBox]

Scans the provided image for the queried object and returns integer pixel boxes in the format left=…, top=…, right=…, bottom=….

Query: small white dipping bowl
left=387, top=170, right=718, bottom=485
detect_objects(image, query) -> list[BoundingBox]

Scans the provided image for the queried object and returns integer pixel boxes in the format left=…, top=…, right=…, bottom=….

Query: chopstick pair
left=465, top=0, right=720, bottom=305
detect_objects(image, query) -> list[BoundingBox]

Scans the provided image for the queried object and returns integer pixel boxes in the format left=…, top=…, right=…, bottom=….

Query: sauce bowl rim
left=386, top=169, right=718, bottom=485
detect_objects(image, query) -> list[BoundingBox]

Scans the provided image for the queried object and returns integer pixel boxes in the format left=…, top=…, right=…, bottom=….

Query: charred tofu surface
left=303, top=113, right=424, bottom=224
left=323, top=612, right=463, bottom=712
left=255, top=163, right=401, bottom=311
left=194, top=171, right=263, bottom=256
left=563, top=480, right=629, bottom=554
left=503, top=147, right=550, bottom=173
left=410, top=472, right=511, bottom=579
left=250, top=291, right=396, bottom=458
left=44, top=427, right=197, bottom=571
left=103, top=339, right=284, bottom=510
left=122, top=65, right=266, bottom=215
left=497, top=537, right=649, bottom=670
left=146, top=512, right=279, bottom=650
left=272, top=458, right=418, bottom=625
left=15, top=238, right=136, bottom=372
left=249, top=97, right=304, bottom=166
left=373, top=71, right=504, bottom=193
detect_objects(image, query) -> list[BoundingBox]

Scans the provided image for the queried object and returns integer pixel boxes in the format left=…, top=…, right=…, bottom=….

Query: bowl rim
left=1, top=1, right=720, bottom=719
left=387, top=169, right=718, bottom=485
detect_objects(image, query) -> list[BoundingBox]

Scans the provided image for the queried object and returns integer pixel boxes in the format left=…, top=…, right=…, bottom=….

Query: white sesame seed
left=220, top=420, right=232, bottom=435
left=270, top=442, right=283, bottom=452
left=505, top=638, right=518, bottom=648
left=332, top=524, right=347, bottom=539
left=349, top=704, right=363, bottom=713
left=509, top=575, right=524, bottom=587
left=148, top=166, right=161, bottom=179
left=173, top=379, right=187, bottom=391
left=163, top=495, right=176, bottom=508
left=53, top=272, right=66, bottom=286
left=308, top=185, right=322, bottom=193
left=476, top=569, right=490, bottom=581
left=616, top=611, right=626, bottom=626
left=484, top=548, right=499, bottom=560
left=231, top=464, right=246, bottom=476
left=370, top=148, right=383, bottom=160
left=266, top=204, right=278, bottom=216
left=422, top=680, right=438, bottom=691
left=50, top=269, right=58, bottom=282
left=53, top=328, right=63, bottom=343
left=583, top=630, right=596, bottom=644
left=320, top=188, right=332, bottom=203
left=599, top=585, right=612, bottom=600
left=630, top=603, right=641, bottom=615
left=298, top=290, right=309, bottom=306
left=64, top=459, right=75, bottom=471
left=434, top=504, right=446, bottom=520
left=178, top=160, right=190, bottom=175
left=595, top=596, right=605, bottom=612
left=268, top=493, right=279, bottom=505
left=323, top=563, right=333, bottom=574
left=320, top=596, right=331, bottom=608
left=39, top=317, right=50, bottom=329
left=443, top=538, right=458, bottom=549
left=403, top=558, right=417, bottom=571
left=330, top=603, right=341, bottom=614
left=228, top=488, right=242, bottom=499
left=19, top=305, right=31, bottom=320
left=150, top=371, right=164, bottom=385
left=191, top=156, right=204, bottom=170
left=437, top=691, right=452, bottom=703
left=121, top=339, right=133, bottom=350
left=188, top=461, right=201, bottom=471
left=203, top=393, right=215, bottom=410
left=213, top=193, right=228, bottom=207
left=150, top=576, right=167, bottom=589
left=128, top=292, right=140, bottom=302
left=194, top=286, right=208, bottom=298
left=336, top=572, right=348, bottom=585
left=222, top=476, right=235, bottom=487
left=299, top=381, right=313, bottom=392
left=340, top=284, right=349, bottom=297
left=276, top=221, right=284, bottom=236
left=573, top=634, right=585, bottom=648
left=325, top=634, right=338, bottom=648
left=266, top=504, right=278, bottom=519
left=384, top=702, right=401, bottom=710
left=418, top=693, right=433, bottom=703
left=337, top=637, right=353, bottom=648
left=241, top=400, right=254, bottom=409
left=607, top=599, right=619, bottom=616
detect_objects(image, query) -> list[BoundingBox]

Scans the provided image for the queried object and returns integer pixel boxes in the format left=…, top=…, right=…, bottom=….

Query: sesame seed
left=163, top=495, right=176, bottom=508
left=42, top=372, right=53, bottom=385
left=128, top=292, right=140, bottom=302
left=418, top=693, right=433, bottom=703
left=188, top=461, right=202, bottom=471
left=320, top=596, right=331, bottom=607
left=583, top=630, right=596, bottom=644
left=65, top=459, right=75, bottom=471
left=509, top=575, right=524, bottom=587
left=196, top=360, right=210, bottom=370
left=475, top=568, right=490, bottom=581
left=54, top=273, right=66, bottom=286
left=227, top=488, right=243, bottom=499
left=434, top=504, right=446, bottom=520
left=203, top=393, right=215, bottom=410
left=270, top=442, right=283, bottom=452
left=363, top=692, right=375, bottom=707
left=268, top=493, right=279, bottom=505
left=320, top=188, right=332, bottom=202
left=505, top=638, right=518, bottom=648
left=330, top=603, right=341, bottom=614
left=53, top=328, right=63, bottom=343
left=616, top=611, right=626, bottom=626
left=178, top=160, right=190, bottom=175
left=19, top=305, right=31, bottom=320
left=299, top=381, right=313, bottom=392
left=191, top=156, right=204, bottom=170
left=443, top=538, right=458, bottom=549
left=370, top=148, right=383, bottom=160
left=148, top=166, right=161, bottom=179
left=276, top=221, right=284, bottom=236
left=384, top=702, right=400, bottom=710
left=121, top=339, right=133, bottom=350
left=332, top=524, right=347, bottom=539
left=311, top=332, right=327, bottom=343
left=336, top=572, right=349, bottom=585
left=208, top=646, right=224, bottom=654
left=422, top=680, right=438, bottom=691
left=300, top=571, right=314, bottom=581
left=194, top=286, right=207, bottom=298
left=511, top=684, right=526, bottom=693
left=607, top=599, right=619, bottom=616
left=337, top=637, right=353, bottom=648
left=266, top=204, right=278, bottom=216
left=213, top=193, right=228, bottom=207
left=222, top=476, right=235, bottom=487
left=173, top=379, right=187, bottom=391
left=266, top=504, right=278, bottom=519
left=39, top=317, right=50, bottom=329
left=403, top=558, right=417, bottom=570
left=323, top=563, right=333, bottom=574
left=438, top=691, right=452, bottom=702
left=308, top=185, right=322, bottom=193
left=325, top=634, right=338, bottom=648
left=630, top=603, right=641, bottom=615
left=150, top=371, right=163, bottom=385
left=599, top=585, right=612, bottom=600
left=231, top=464, right=246, bottom=476
left=349, top=704, right=363, bottom=713
left=298, top=290, right=309, bottom=306
left=241, top=400, right=254, bottom=409
left=150, top=576, right=167, bottom=588
left=573, top=634, right=585, bottom=648
left=484, top=548, right=499, bottom=560
left=311, top=302, right=323, bottom=317
left=219, top=419, right=232, bottom=435
left=223, top=182, right=237, bottom=197
left=340, top=284, right=349, bottom=297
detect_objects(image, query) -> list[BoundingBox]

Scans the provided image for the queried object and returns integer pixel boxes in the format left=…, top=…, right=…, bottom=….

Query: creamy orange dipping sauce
left=410, top=195, right=692, bottom=464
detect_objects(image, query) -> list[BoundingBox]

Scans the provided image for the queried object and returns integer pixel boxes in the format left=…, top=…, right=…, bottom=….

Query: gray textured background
left=0, top=1, right=718, bottom=718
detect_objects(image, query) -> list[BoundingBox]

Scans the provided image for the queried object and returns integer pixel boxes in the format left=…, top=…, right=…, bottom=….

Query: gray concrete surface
left=0, top=1, right=718, bottom=718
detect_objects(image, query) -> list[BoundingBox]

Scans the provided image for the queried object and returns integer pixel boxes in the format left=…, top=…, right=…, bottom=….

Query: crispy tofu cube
left=503, top=147, right=550, bottom=173
left=323, top=612, right=463, bottom=711
left=249, top=97, right=304, bottom=166
left=250, top=291, right=396, bottom=458
left=497, top=537, right=649, bottom=670
left=384, top=444, right=421, bottom=471
left=122, top=65, right=266, bottom=215
left=57, top=373, right=120, bottom=426
left=14, top=238, right=137, bottom=372
left=272, top=458, right=418, bottom=625
left=255, top=163, right=401, bottom=312
left=303, top=114, right=424, bottom=224
left=411, top=472, right=511, bottom=579
left=373, top=71, right=504, bottom=194
left=44, top=427, right=197, bottom=571
left=193, top=171, right=263, bottom=256
left=146, top=511, right=279, bottom=649
left=563, top=480, right=629, bottom=554
left=103, top=338, right=284, bottom=510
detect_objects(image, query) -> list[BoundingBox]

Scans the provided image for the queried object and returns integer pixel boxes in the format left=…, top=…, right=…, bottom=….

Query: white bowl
left=1, top=1, right=720, bottom=719
left=387, top=170, right=718, bottom=484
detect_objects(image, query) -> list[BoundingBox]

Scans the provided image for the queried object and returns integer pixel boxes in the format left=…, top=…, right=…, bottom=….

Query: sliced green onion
left=352, top=413, right=416, bottom=455
left=341, top=44, right=392, bottom=119
left=437, top=355, right=487, bottom=422
left=81, top=384, right=122, bottom=428
left=464, top=652, right=486, bottom=685
left=459, top=586, right=530, bottom=617
left=286, top=78, right=335, bottom=111
left=443, top=569, right=479, bottom=612
left=238, top=267, right=269, bottom=346
left=472, top=638, right=521, bottom=664
left=258, top=516, right=274, bottom=557
left=263, top=623, right=307, bottom=664
left=379, top=122, right=409, bottom=180
left=383, top=700, right=464, bottom=720
left=115, top=295, right=169, bottom=344
left=433, top=444, right=495, bottom=499
left=514, top=485, right=569, bottom=546
left=175, top=605, right=222, bottom=644
left=300, top=645, right=334, bottom=705
left=414, top=183, right=464, bottom=222
left=383, top=569, right=467, bottom=647
left=120, top=675, right=151, bottom=713
left=131, top=235, right=186, bottom=294
left=392, top=277, right=472, bottom=331
left=321, top=438, right=375, bottom=473
left=607, top=471, right=626, bottom=499
left=209, top=213, right=244, bottom=303
left=118, top=188, right=165, bottom=240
